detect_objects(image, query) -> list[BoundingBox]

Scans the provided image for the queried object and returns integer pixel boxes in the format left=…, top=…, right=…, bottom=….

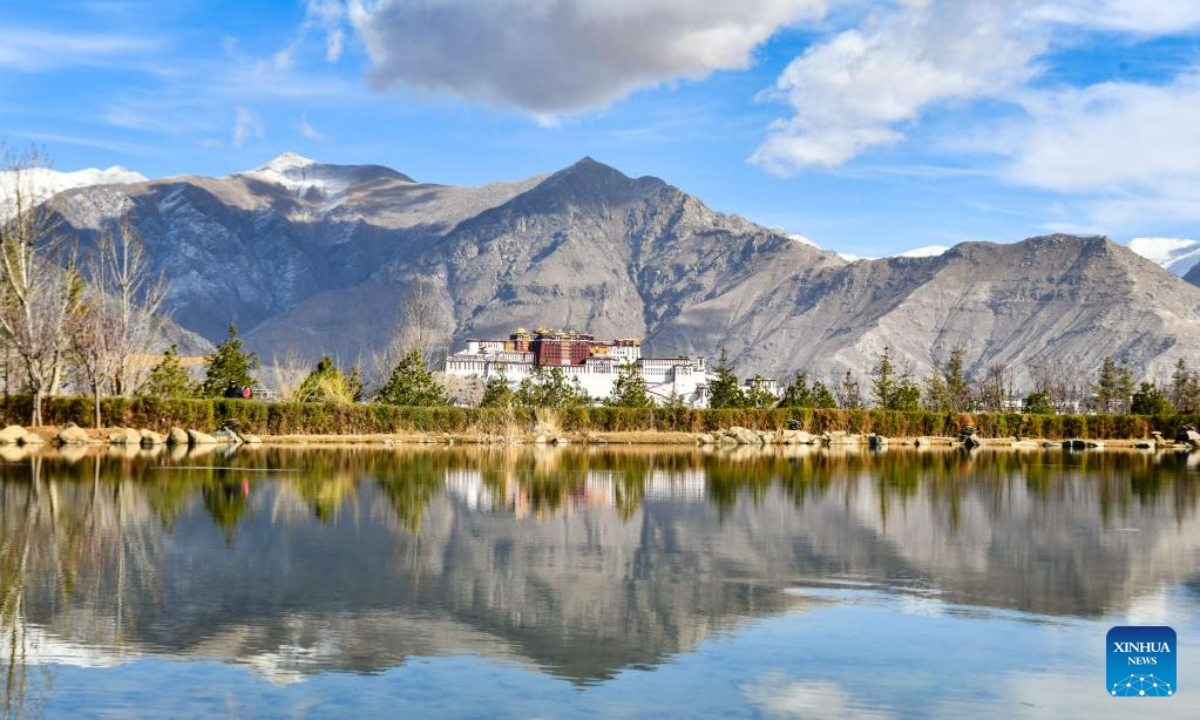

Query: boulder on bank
left=240, top=434, right=263, bottom=445
left=1178, top=425, right=1200, bottom=448
left=775, top=429, right=814, bottom=445
left=58, top=426, right=92, bottom=444
left=140, top=429, right=165, bottom=446
left=868, top=434, right=888, bottom=449
left=168, top=427, right=189, bottom=445
left=107, top=428, right=142, bottom=445
left=211, top=428, right=241, bottom=444
left=187, top=429, right=217, bottom=445
left=0, top=425, right=29, bottom=445
left=821, top=431, right=862, bottom=446
left=20, top=431, right=46, bottom=445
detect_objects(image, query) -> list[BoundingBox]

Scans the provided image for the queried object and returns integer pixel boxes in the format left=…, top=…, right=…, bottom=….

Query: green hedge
left=2, top=395, right=1197, bottom=439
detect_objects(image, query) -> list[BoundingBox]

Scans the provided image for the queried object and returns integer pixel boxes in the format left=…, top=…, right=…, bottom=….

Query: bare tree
left=0, top=147, right=82, bottom=425
left=88, top=220, right=167, bottom=395
left=976, top=362, right=1015, bottom=413
left=370, top=279, right=450, bottom=389
left=72, top=288, right=121, bottom=428
left=269, top=348, right=312, bottom=401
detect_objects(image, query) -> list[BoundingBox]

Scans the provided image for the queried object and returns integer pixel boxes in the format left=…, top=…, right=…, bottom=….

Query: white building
left=444, top=329, right=714, bottom=407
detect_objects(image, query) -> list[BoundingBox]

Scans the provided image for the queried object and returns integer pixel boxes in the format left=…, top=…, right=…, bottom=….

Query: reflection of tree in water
left=201, top=474, right=252, bottom=545
left=0, top=455, right=166, bottom=718
left=372, top=453, right=445, bottom=533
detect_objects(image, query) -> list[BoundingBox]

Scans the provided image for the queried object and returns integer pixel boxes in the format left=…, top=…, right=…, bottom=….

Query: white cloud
left=743, top=673, right=894, bottom=719
left=296, top=112, right=326, bottom=141
left=750, top=0, right=1045, bottom=174
left=1001, top=71, right=1200, bottom=195
left=347, top=0, right=829, bottom=115
left=983, top=68, right=1200, bottom=228
left=306, top=0, right=347, bottom=62
left=1031, top=0, right=1200, bottom=35
left=232, top=107, right=264, bottom=149
left=270, top=0, right=348, bottom=72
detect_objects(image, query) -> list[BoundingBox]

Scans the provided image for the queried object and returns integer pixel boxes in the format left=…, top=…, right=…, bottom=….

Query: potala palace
left=443, top=328, right=721, bottom=407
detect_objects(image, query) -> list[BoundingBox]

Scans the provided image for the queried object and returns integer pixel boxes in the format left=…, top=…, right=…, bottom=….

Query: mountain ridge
left=44, top=154, right=1200, bottom=387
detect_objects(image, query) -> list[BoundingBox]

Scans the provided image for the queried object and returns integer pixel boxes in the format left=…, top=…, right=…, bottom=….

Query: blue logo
left=1108, top=626, right=1176, bottom=697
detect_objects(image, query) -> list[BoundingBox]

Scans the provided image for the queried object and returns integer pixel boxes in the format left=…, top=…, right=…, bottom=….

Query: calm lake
left=1, top=445, right=1198, bottom=718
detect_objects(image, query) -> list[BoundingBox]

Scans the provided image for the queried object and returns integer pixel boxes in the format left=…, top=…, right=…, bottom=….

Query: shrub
left=0, top=395, right=1191, bottom=439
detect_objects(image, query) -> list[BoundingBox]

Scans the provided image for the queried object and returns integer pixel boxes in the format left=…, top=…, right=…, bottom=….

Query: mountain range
left=44, top=153, right=1200, bottom=386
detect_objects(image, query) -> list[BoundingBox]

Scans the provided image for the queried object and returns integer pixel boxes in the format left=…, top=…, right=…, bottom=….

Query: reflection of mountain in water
left=1, top=448, right=1198, bottom=684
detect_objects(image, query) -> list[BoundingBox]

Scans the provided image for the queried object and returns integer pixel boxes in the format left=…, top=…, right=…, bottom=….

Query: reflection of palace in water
left=2, top=446, right=1199, bottom=692
left=445, top=466, right=710, bottom=515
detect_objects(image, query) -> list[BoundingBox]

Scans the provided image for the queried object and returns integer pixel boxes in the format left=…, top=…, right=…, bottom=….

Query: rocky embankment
left=695, top=426, right=1199, bottom=451
left=0, top=423, right=263, bottom=448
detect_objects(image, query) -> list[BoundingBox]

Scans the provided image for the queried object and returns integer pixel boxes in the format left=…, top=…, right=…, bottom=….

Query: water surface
left=2, top=445, right=1198, bottom=717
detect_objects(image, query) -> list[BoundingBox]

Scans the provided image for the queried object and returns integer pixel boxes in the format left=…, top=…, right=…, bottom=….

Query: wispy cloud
left=296, top=112, right=326, bottom=141
left=1, top=130, right=154, bottom=156
left=232, top=107, right=263, bottom=149
left=0, top=29, right=161, bottom=71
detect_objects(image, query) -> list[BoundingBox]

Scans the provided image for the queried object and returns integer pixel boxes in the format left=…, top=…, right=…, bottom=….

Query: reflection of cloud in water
left=743, top=672, right=894, bottom=719
left=0, top=625, right=131, bottom=669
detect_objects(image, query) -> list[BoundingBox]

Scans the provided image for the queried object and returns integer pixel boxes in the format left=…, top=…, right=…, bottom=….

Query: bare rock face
left=48, top=155, right=1200, bottom=387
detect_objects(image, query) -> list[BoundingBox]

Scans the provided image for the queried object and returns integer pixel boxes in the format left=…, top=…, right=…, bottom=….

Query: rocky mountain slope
left=48, top=154, right=1200, bottom=385
left=1186, top=262, right=1200, bottom=288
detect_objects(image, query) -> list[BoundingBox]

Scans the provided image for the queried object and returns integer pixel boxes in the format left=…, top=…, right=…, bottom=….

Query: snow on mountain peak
left=897, top=245, right=951, bottom=258
left=240, top=152, right=411, bottom=198
left=1128, top=237, right=1200, bottom=276
left=0, top=165, right=147, bottom=221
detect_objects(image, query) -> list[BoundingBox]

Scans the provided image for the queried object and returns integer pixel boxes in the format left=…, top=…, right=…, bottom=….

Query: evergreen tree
left=943, top=346, right=972, bottom=411
left=479, top=374, right=515, bottom=408
left=1169, top=359, right=1200, bottom=413
left=201, top=324, right=260, bottom=397
left=871, top=348, right=919, bottom=410
left=707, top=350, right=745, bottom=409
left=924, top=347, right=971, bottom=411
left=743, top=375, right=778, bottom=409
left=891, top=367, right=922, bottom=412
left=871, top=347, right=898, bottom=409
left=663, top=391, right=688, bottom=410
left=140, top=344, right=199, bottom=399
left=607, top=362, right=653, bottom=408
left=345, top=366, right=365, bottom=403
left=374, top=350, right=448, bottom=406
left=923, top=366, right=948, bottom=411
left=811, top=381, right=838, bottom=409
left=516, top=367, right=588, bottom=408
left=837, top=369, right=863, bottom=409
left=1022, top=391, right=1056, bottom=415
left=778, top=372, right=813, bottom=408
left=295, top=356, right=358, bottom=403
left=1130, top=381, right=1173, bottom=415
left=1091, top=357, right=1133, bottom=413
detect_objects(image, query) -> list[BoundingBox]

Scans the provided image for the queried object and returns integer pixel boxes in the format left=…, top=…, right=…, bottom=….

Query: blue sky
left=2, top=0, right=1199, bottom=257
